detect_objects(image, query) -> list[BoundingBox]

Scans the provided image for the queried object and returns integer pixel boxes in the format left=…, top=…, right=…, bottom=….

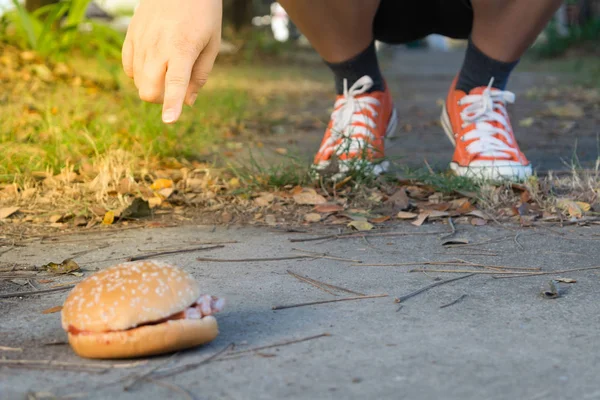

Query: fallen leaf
left=148, top=197, right=163, bottom=208
left=556, top=278, right=576, bottom=283
left=547, top=102, right=584, bottom=119
left=386, top=189, right=410, bottom=211
left=293, top=189, right=326, bottom=205
left=470, top=218, right=487, bottom=226
left=541, top=280, right=561, bottom=299
left=519, top=117, right=535, bottom=127
left=49, top=214, right=63, bottom=223
left=42, top=259, right=80, bottom=274
left=158, top=188, right=174, bottom=199
left=73, top=216, right=87, bottom=227
left=150, top=178, right=174, bottom=191
left=313, top=203, right=343, bottom=213
left=442, top=238, right=470, bottom=246
left=0, top=207, right=19, bottom=219
left=304, top=213, right=322, bottom=222
left=348, top=220, right=374, bottom=231
left=274, top=148, right=288, bottom=155
left=221, top=211, right=233, bottom=224
left=556, top=198, right=588, bottom=218
left=411, top=212, right=429, bottom=227
left=397, top=211, right=418, bottom=219
left=427, top=210, right=450, bottom=219
left=102, top=211, right=115, bottom=225
left=467, top=210, right=489, bottom=220
left=42, top=306, right=63, bottom=314
left=265, top=215, right=277, bottom=226
left=254, top=193, right=274, bottom=207
left=228, top=178, right=241, bottom=189
left=370, top=216, right=390, bottom=223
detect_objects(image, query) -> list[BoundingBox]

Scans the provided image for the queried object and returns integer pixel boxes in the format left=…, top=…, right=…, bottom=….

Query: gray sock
left=456, top=39, right=519, bottom=93
left=324, top=41, right=385, bottom=95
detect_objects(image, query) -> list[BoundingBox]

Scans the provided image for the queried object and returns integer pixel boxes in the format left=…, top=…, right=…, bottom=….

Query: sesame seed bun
left=67, top=317, right=218, bottom=359
left=61, top=260, right=220, bottom=359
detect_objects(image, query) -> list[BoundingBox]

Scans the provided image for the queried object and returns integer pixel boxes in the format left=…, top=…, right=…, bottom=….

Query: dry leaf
left=556, top=198, right=589, bottom=218
left=442, top=238, right=470, bottom=245
left=519, top=117, right=535, bottom=127
left=386, top=189, right=410, bottom=210
left=121, top=198, right=151, bottom=219
left=0, top=207, right=19, bottom=219
left=254, top=193, right=274, bottom=207
left=556, top=278, right=576, bottom=283
left=314, top=203, right=343, bottom=213
left=397, top=211, right=418, bottom=219
left=411, top=212, right=429, bottom=227
left=148, top=197, right=162, bottom=208
left=427, top=210, right=450, bottom=219
left=467, top=210, right=489, bottom=220
left=49, top=214, right=63, bottom=223
left=370, top=216, right=391, bottom=223
left=293, top=189, right=326, bottom=205
left=274, top=148, right=288, bottom=155
left=470, top=218, right=488, bottom=226
left=228, top=178, right=241, bottom=189
left=42, top=259, right=80, bottom=274
left=221, top=211, right=233, bottom=224
left=42, top=306, right=63, bottom=314
left=73, top=216, right=87, bottom=227
left=304, top=213, right=322, bottom=222
left=158, top=188, right=174, bottom=199
left=150, top=178, right=174, bottom=191
left=102, top=211, right=115, bottom=225
left=547, top=102, right=584, bottom=118
left=265, top=215, right=277, bottom=226
left=348, top=220, right=374, bottom=231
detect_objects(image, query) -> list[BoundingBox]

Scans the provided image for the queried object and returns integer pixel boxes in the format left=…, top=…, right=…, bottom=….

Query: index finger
left=162, top=56, right=195, bottom=124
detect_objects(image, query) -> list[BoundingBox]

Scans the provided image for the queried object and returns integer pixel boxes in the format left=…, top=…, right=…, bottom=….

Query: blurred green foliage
left=536, top=17, right=600, bottom=58
left=0, top=0, right=123, bottom=60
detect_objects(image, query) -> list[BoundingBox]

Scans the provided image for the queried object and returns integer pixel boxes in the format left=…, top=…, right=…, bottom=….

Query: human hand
left=122, top=0, right=222, bottom=124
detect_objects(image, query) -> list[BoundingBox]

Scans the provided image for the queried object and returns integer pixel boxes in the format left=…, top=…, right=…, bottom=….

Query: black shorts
left=374, top=0, right=473, bottom=44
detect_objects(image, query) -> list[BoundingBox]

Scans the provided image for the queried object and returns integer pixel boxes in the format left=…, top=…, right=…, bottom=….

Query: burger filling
left=68, top=295, right=224, bottom=335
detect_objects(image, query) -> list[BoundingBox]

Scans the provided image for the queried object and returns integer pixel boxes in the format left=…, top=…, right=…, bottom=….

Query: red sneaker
left=441, top=78, right=532, bottom=181
left=313, top=75, right=397, bottom=178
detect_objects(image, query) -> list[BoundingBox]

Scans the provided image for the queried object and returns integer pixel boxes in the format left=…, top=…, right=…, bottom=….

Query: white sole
left=440, top=105, right=532, bottom=182
left=313, top=107, right=399, bottom=180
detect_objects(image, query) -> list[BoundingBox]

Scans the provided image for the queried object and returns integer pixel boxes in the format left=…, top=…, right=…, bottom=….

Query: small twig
left=286, top=270, right=365, bottom=296
left=355, top=261, right=541, bottom=271
left=272, top=294, right=388, bottom=310
left=492, top=265, right=600, bottom=279
left=70, top=244, right=110, bottom=258
left=440, top=217, right=456, bottom=239
left=123, top=353, right=179, bottom=391
left=143, top=378, right=194, bottom=400
left=0, top=346, right=22, bottom=352
left=0, top=359, right=147, bottom=370
left=444, top=235, right=512, bottom=248
left=440, top=294, right=468, bottom=309
left=289, top=230, right=447, bottom=243
left=0, top=285, right=74, bottom=298
left=153, top=343, right=234, bottom=380
left=197, top=255, right=309, bottom=263
left=409, top=269, right=531, bottom=274
left=128, top=245, right=224, bottom=262
left=395, top=274, right=475, bottom=303
left=514, top=232, right=524, bottom=251
left=287, top=271, right=336, bottom=296
left=226, top=333, right=331, bottom=356
left=290, top=248, right=362, bottom=263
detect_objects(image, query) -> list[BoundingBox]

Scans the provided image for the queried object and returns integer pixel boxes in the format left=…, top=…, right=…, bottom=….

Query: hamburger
left=61, top=260, right=224, bottom=359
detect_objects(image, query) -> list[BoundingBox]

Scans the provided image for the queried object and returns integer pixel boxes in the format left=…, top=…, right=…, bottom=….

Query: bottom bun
left=68, top=316, right=219, bottom=359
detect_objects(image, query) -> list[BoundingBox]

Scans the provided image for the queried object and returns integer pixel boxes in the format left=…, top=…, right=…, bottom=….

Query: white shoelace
left=318, top=76, right=380, bottom=157
left=459, top=79, right=517, bottom=159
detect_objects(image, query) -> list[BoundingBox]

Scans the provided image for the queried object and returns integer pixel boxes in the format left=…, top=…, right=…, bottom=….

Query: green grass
left=520, top=54, right=600, bottom=88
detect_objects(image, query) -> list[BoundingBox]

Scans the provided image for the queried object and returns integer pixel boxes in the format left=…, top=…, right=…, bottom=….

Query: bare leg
left=471, top=0, right=563, bottom=62
left=277, top=0, right=380, bottom=63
